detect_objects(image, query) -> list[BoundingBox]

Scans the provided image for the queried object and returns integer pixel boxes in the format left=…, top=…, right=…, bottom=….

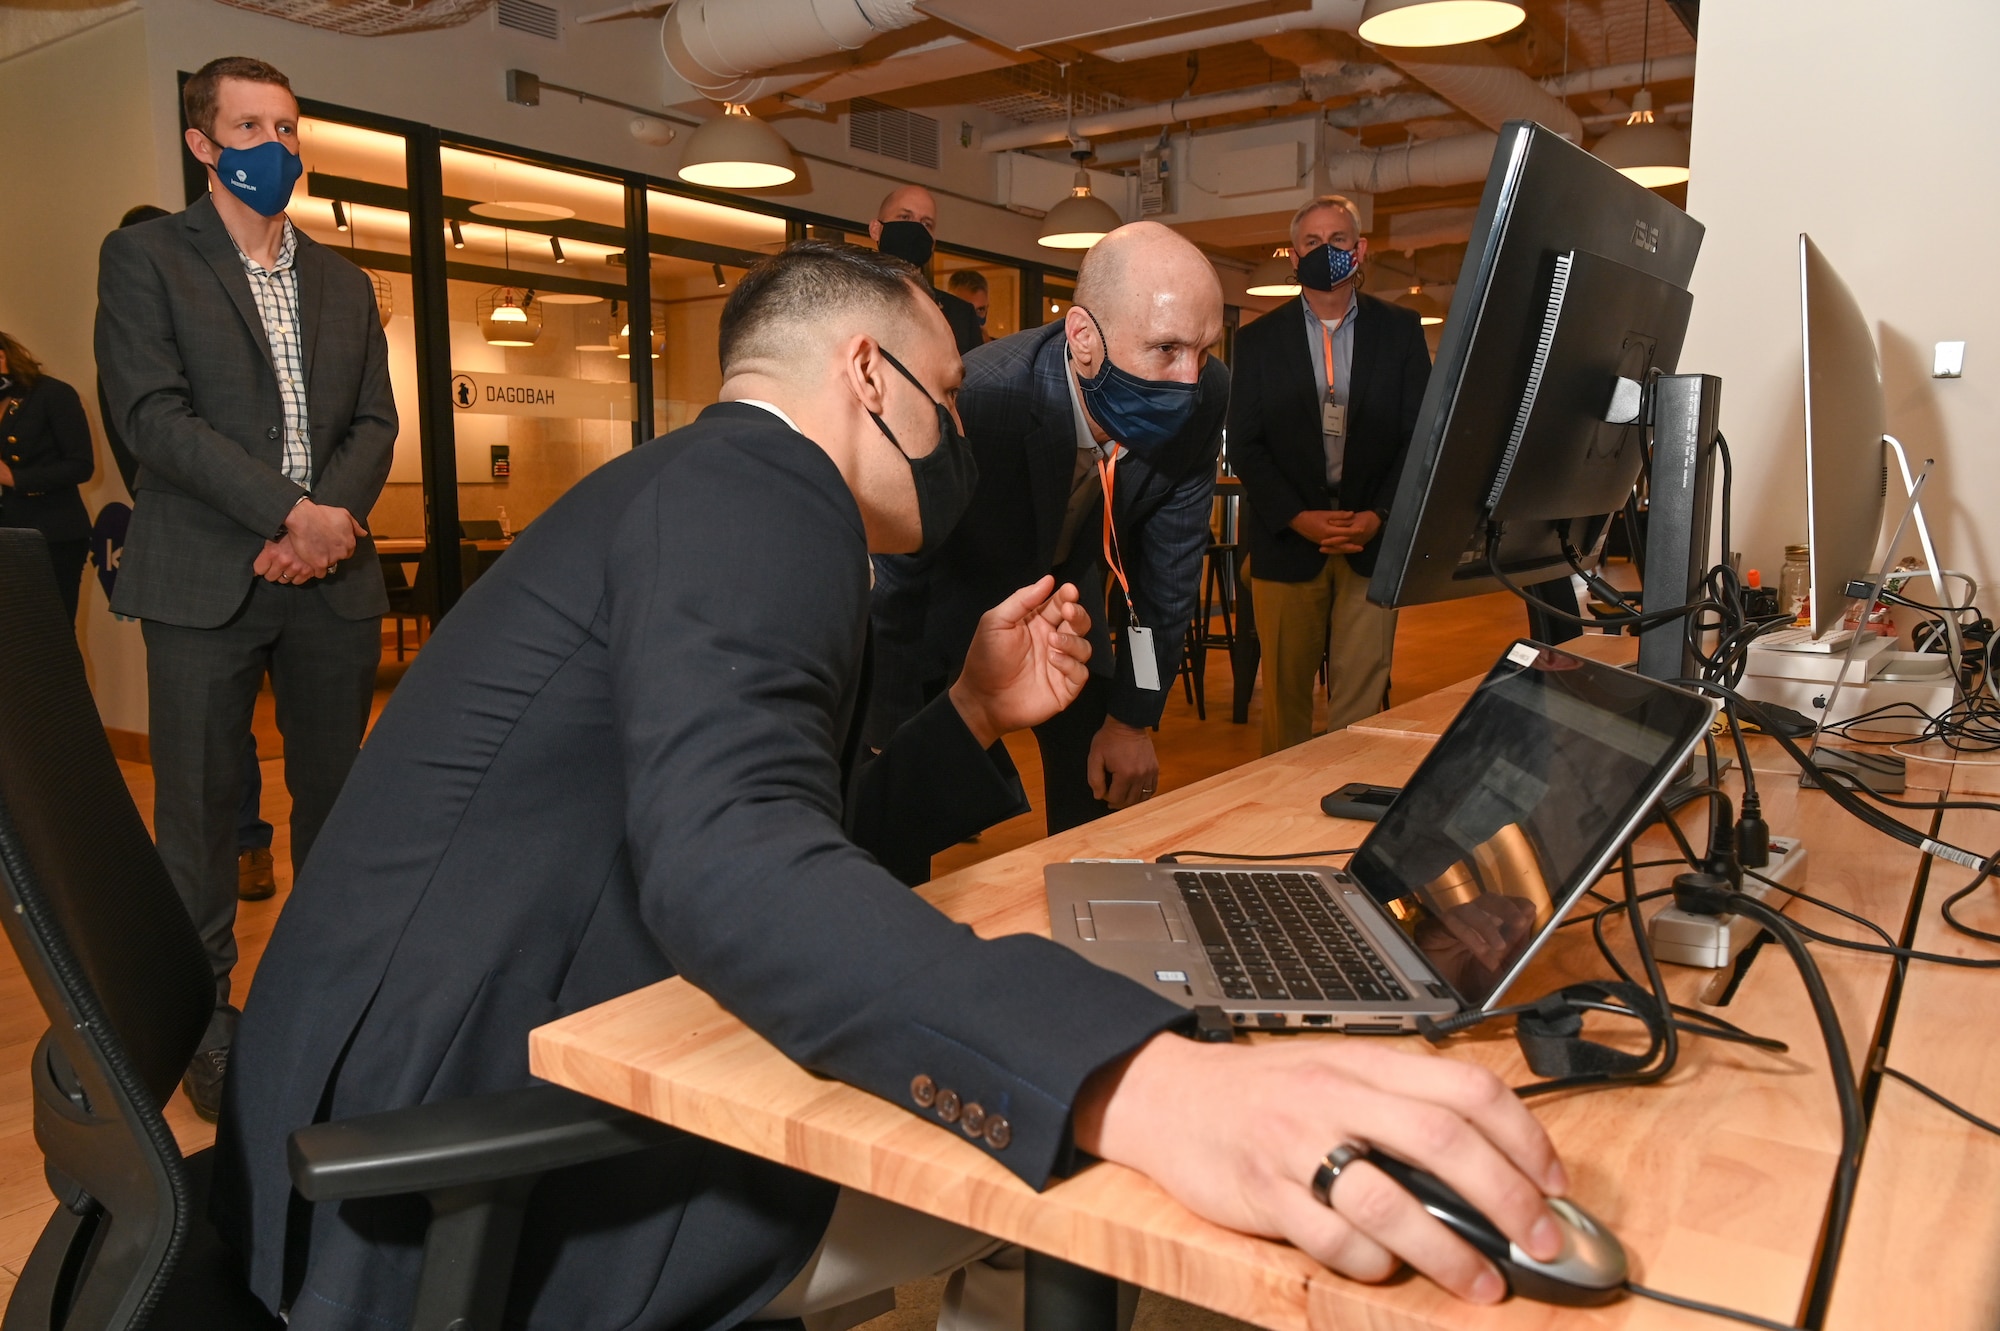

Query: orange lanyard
left=1097, top=449, right=1137, bottom=622
left=1320, top=315, right=1339, bottom=401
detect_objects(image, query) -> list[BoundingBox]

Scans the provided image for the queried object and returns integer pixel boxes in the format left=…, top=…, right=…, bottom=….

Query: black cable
left=1773, top=909, right=2000, bottom=968
left=1486, top=527, right=1707, bottom=629
left=1153, top=848, right=1359, bottom=864
left=1625, top=1280, right=1797, bottom=1330
left=1722, top=893, right=1865, bottom=1310
left=1879, top=1066, right=2000, bottom=1137
left=1743, top=869, right=1896, bottom=948
left=1939, top=864, right=2000, bottom=945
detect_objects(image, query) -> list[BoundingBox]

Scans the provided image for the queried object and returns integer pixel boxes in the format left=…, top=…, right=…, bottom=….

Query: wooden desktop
left=530, top=642, right=1987, bottom=1329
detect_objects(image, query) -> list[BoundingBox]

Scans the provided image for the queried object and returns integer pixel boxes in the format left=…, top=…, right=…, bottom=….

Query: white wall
left=0, top=10, right=157, bottom=733
left=1681, top=0, right=1998, bottom=593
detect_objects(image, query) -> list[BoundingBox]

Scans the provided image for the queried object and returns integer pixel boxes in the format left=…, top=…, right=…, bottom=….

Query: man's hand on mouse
left=1073, top=1034, right=1570, bottom=1305
left=947, top=576, right=1092, bottom=749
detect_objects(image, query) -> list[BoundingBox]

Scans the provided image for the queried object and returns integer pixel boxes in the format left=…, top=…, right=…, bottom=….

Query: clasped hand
left=947, top=577, right=1092, bottom=748
left=1290, top=509, right=1381, bottom=555
left=253, top=498, right=367, bottom=584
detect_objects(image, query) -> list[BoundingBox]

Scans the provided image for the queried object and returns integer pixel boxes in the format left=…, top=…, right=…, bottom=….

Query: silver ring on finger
left=1310, top=1142, right=1369, bottom=1208
left=280, top=574, right=291, bottom=583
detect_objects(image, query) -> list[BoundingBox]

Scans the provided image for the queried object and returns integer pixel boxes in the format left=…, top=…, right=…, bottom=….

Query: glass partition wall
left=204, top=87, right=1081, bottom=625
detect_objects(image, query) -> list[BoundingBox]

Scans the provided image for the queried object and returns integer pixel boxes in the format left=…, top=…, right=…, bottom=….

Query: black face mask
left=876, top=219, right=936, bottom=270
left=871, top=347, right=978, bottom=556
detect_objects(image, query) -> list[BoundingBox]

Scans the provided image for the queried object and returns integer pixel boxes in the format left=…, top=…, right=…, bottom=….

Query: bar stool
left=1177, top=540, right=1241, bottom=720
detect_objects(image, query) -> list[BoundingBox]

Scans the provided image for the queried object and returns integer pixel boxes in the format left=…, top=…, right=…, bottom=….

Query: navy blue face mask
left=207, top=135, right=303, bottom=217
left=1074, top=308, right=1200, bottom=459
left=1297, top=242, right=1360, bottom=292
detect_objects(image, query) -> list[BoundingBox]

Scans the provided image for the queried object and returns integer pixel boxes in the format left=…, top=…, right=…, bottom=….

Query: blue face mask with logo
left=208, top=136, right=303, bottom=217
left=1297, top=242, right=1360, bottom=292
left=1074, top=308, right=1201, bottom=460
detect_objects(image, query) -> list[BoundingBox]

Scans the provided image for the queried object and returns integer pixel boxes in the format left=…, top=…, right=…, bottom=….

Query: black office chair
left=0, top=529, right=673, bottom=1331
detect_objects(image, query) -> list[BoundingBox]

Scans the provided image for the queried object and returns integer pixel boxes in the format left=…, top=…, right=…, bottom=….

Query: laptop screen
left=1348, top=642, right=1714, bottom=1010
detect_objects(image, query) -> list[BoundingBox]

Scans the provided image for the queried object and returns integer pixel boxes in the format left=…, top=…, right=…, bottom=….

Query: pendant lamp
left=366, top=271, right=393, bottom=328
left=677, top=104, right=798, bottom=189
left=1038, top=146, right=1122, bottom=250
left=1246, top=248, right=1301, bottom=297
left=1357, top=0, right=1524, bottom=46
left=1396, top=286, right=1446, bottom=325
left=574, top=300, right=617, bottom=352
left=1590, top=1, right=1690, bottom=189
left=1591, top=89, right=1690, bottom=188
left=479, top=288, right=541, bottom=347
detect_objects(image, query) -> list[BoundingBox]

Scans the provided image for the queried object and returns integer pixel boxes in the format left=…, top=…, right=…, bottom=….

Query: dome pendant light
left=678, top=103, right=798, bottom=189
left=1358, top=0, right=1525, bottom=47
left=480, top=229, right=542, bottom=347
left=1590, top=1, right=1690, bottom=188
left=1246, top=247, right=1302, bottom=297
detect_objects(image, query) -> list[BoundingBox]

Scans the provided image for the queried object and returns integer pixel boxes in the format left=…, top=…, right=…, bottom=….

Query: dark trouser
left=239, top=730, right=273, bottom=851
left=1032, top=673, right=1114, bottom=835
left=45, top=537, right=89, bottom=627
left=143, top=582, right=378, bottom=1029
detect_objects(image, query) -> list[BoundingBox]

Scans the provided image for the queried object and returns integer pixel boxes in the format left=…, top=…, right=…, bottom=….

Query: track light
left=332, top=200, right=348, bottom=232
left=713, top=263, right=726, bottom=288
left=550, top=237, right=566, bottom=264
left=450, top=218, right=465, bottom=249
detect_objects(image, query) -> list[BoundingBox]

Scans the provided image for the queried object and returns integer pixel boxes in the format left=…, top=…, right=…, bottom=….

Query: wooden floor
left=0, top=590, right=1536, bottom=1315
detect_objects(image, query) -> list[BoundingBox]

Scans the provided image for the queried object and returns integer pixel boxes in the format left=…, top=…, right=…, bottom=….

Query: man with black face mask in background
left=869, top=222, right=1228, bottom=847
left=1228, top=194, right=1431, bottom=755
left=872, top=184, right=984, bottom=356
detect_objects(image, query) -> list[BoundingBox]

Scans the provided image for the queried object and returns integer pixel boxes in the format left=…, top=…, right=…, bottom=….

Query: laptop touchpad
left=1089, top=901, right=1174, bottom=943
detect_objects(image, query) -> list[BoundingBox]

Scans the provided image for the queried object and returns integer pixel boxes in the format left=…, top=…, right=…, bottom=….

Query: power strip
left=1648, top=837, right=1806, bottom=969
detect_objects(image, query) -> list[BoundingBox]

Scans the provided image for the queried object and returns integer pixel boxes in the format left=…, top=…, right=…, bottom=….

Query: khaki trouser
left=1251, top=555, right=1398, bottom=756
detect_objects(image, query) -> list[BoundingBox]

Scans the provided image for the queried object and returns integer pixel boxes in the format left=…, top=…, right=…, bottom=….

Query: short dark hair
left=120, top=204, right=170, bottom=228
left=719, top=240, right=932, bottom=376
left=183, top=57, right=295, bottom=140
left=946, top=269, right=988, bottom=297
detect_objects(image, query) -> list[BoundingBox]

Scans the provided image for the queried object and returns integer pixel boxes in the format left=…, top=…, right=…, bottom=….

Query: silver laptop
left=1045, top=641, right=1716, bottom=1032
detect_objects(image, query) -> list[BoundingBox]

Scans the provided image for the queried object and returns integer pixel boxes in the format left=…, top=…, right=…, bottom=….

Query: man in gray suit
left=95, top=56, right=394, bottom=1118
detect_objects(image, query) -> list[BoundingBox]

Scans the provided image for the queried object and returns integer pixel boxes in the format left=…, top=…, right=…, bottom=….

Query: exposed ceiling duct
left=1542, top=53, right=1696, bottom=98
left=1086, top=0, right=1367, bottom=62
left=980, top=80, right=1310, bottom=152
left=1370, top=42, right=1581, bottom=140
left=660, top=0, right=927, bottom=103
left=1320, top=130, right=1499, bottom=193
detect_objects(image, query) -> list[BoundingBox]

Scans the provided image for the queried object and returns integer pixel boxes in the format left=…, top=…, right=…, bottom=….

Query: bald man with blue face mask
left=868, top=221, right=1228, bottom=852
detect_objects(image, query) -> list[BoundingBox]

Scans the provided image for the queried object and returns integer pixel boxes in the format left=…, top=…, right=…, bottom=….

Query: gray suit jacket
left=95, top=195, right=395, bottom=627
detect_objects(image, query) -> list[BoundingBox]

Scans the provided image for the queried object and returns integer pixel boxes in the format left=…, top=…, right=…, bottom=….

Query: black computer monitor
left=1368, top=122, right=1706, bottom=609
left=1798, top=233, right=1886, bottom=641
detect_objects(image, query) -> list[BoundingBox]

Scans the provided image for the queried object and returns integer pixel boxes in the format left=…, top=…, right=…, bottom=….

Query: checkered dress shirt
left=233, top=219, right=313, bottom=486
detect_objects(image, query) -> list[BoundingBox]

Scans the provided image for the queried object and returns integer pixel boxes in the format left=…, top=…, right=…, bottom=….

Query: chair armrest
left=288, top=1083, right=675, bottom=1202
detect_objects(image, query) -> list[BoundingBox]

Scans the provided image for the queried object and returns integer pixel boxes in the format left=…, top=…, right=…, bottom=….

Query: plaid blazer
left=95, top=195, right=395, bottom=627
left=870, top=320, right=1225, bottom=737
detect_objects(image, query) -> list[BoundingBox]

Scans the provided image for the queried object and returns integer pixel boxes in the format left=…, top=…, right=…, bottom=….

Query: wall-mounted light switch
left=1934, top=341, right=1965, bottom=378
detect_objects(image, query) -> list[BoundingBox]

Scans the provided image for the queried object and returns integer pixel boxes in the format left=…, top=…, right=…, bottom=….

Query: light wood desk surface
left=373, top=537, right=510, bottom=557
left=1823, top=766, right=2000, bottom=1331
left=531, top=671, right=1937, bottom=1331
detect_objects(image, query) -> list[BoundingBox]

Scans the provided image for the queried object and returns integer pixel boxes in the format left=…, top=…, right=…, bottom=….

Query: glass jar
left=1778, top=543, right=1810, bottom=623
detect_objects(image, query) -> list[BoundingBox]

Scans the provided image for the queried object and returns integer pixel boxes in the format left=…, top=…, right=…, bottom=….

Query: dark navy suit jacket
left=869, top=322, right=1226, bottom=743
left=213, top=404, right=1184, bottom=1331
left=1227, top=293, right=1431, bottom=583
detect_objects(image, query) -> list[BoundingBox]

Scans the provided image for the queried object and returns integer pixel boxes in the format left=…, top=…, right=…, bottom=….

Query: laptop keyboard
left=1175, top=871, right=1410, bottom=1005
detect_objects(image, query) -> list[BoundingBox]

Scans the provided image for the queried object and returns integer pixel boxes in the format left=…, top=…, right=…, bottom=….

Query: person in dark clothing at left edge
left=0, top=331, right=96, bottom=625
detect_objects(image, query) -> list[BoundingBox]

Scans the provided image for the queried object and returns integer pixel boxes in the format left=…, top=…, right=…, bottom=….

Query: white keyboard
left=1756, top=626, right=1856, bottom=653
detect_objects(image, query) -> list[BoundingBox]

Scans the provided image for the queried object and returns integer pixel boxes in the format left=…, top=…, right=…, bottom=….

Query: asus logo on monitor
left=1632, top=222, right=1661, bottom=254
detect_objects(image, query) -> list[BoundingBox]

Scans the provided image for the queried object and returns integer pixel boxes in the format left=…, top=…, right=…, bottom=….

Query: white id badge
left=1127, top=625, right=1161, bottom=691
left=1322, top=400, right=1347, bottom=436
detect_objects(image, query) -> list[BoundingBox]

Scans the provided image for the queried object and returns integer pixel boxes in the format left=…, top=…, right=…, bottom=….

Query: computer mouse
left=1359, top=1147, right=1628, bottom=1306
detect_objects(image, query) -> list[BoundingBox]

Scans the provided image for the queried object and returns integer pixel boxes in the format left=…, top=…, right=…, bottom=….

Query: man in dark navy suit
left=218, top=242, right=1574, bottom=1331
left=870, top=222, right=1230, bottom=841
left=1229, top=195, right=1432, bottom=754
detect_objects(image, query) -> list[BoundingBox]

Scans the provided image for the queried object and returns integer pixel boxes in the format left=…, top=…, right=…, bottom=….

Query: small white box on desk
left=1745, top=631, right=1894, bottom=684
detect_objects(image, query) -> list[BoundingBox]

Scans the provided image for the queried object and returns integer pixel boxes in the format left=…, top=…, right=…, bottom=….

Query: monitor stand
left=1632, top=373, right=1732, bottom=789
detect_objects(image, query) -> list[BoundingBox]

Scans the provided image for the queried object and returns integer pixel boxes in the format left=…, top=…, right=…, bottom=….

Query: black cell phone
left=1320, top=782, right=1402, bottom=821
